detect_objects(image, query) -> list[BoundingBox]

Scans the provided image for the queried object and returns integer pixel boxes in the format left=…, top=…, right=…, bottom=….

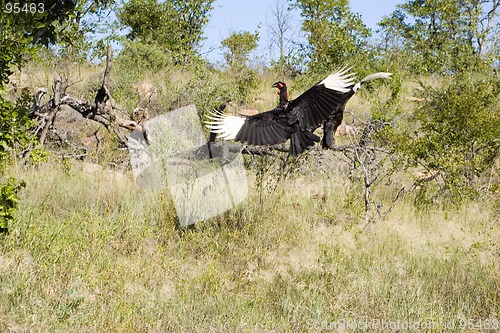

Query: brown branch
left=379, top=186, right=406, bottom=221
left=28, top=44, right=134, bottom=155
left=39, top=77, right=62, bottom=146
left=94, top=44, right=115, bottom=110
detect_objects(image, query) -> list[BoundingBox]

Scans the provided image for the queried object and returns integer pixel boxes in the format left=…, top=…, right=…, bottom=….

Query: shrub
left=0, top=90, right=36, bottom=166
left=0, top=90, right=36, bottom=233
left=0, top=177, right=25, bottom=233
left=397, top=73, right=500, bottom=201
left=116, top=40, right=173, bottom=72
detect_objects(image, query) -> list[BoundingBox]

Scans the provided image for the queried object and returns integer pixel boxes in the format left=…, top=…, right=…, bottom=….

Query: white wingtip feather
left=204, top=110, right=246, bottom=140
left=360, top=72, right=393, bottom=83
left=319, top=66, right=356, bottom=93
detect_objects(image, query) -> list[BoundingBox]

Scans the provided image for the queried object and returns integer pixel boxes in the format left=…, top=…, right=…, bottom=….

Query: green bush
left=0, top=177, right=25, bottom=233
left=117, top=40, right=173, bottom=72
left=0, top=90, right=36, bottom=166
left=397, top=73, right=500, bottom=201
left=0, top=90, right=36, bottom=233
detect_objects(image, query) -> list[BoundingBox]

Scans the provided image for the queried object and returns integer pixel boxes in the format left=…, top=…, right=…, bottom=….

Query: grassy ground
left=1, top=157, right=498, bottom=332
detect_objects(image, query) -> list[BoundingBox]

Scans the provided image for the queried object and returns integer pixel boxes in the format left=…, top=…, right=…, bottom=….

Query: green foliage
left=221, top=31, right=261, bottom=103
left=0, top=90, right=36, bottom=166
left=27, top=147, right=50, bottom=165
left=378, top=0, right=499, bottom=74
left=0, top=8, right=38, bottom=85
left=1, top=0, right=114, bottom=61
left=369, top=74, right=404, bottom=126
left=118, top=0, right=215, bottom=65
left=221, top=31, right=259, bottom=68
left=118, top=0, right=165, bottom=41
left=0, top=177, right=25, bottom=232
left=293, top=0, right=371, bottom=72
left=116, top=40, right=173, bottom=71
left=187, top=67, right=236, bottom=113
left=396, top=74, right=500, bottom=201
left=51, top=0, right=116, bottom=61
left=231, top=68, right=260, bottom=104
left=0, top=0, right=77, bottom=46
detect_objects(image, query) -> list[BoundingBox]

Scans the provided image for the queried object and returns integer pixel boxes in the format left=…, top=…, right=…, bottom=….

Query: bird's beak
left=272, top=82, right=280, bottom=88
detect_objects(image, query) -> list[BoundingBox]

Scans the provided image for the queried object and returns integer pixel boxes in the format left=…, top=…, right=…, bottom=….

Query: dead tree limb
left=39, top=76, right=62, bottom=146
left=94, top=44, right=115, bottom=113
left=29, top=44, right=140, bottom=154
left=336, top=118, right=396, bottom=224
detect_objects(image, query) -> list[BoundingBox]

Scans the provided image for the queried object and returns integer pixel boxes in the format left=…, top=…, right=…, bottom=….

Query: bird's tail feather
left=290, top=131, right=320, bottom=155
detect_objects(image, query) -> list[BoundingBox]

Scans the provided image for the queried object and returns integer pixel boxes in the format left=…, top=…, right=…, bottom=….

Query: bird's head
left=272, top=81, right=289, bottom=102
left=272, top=81, right=286, bottom=89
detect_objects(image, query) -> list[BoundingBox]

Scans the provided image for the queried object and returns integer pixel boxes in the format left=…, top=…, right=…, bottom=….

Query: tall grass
left=0, top=157, right=498, bottom=332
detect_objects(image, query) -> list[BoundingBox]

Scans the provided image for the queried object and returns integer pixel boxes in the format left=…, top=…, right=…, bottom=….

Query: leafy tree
left=378, top=0, right=500, bottom=74
left=52, top=0, right=116, bottom=60
left=118, top=0, right=215, bottom=65
left=221, top=31, right=260, bottom=69
left=0, top=20, right=31, bottom=232
left=1, top=0, right=78, bottom=45
left=1, top=0, right=116, bottom=75
left=1, top=5, right=42, bottom=164
left=0, top=90, right=35, bottom=166
left=221, top=31, right=260, bottom=102
left=292, top=0, right=371, bottom=72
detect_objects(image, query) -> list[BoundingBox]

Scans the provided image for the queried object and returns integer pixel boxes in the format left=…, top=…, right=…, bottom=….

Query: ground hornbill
left=204, top=67, right=391, bottom=155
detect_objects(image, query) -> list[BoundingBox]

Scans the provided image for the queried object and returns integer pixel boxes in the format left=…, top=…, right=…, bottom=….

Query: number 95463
left=4, top=2, right=45, bottom=14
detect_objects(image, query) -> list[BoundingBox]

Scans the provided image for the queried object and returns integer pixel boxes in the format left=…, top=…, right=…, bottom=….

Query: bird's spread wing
left=353, top=72, right=393, bottom=92
left=235, top=111, right=295, bottom=145
left=288, top=67, right=356, bottom=130
left=205, top=109, right=294, bottom=146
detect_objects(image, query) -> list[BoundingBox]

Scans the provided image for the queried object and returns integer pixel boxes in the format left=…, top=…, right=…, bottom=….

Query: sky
left=201, top=0, right=403, bottom=65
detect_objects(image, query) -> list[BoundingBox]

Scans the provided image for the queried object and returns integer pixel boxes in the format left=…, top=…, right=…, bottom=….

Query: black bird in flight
left=205, top=67, right=391, bottom=155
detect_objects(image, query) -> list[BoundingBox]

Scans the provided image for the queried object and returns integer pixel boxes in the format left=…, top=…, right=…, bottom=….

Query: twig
left=379, top=186, right=406, bottom=220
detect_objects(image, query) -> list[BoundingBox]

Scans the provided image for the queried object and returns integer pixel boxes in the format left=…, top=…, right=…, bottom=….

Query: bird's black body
left=234, top=101, right=322, bottom=155
left=275, top=82, right=361, bottom=149
left=320, top=89, right=355, bottom=149
left=235, top=105, right=295, bottom=146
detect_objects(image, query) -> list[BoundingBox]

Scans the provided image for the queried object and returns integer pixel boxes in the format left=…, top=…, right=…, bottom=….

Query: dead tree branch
left=337, top=118, right=400, bottom=224
left=29, top=44, right=143, bottom=157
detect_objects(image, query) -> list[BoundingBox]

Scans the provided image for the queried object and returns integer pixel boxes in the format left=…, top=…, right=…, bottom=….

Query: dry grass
left=1, top=157, right=498, bottom=332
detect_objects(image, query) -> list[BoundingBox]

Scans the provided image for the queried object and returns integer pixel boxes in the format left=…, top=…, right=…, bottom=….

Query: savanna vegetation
left=0, top=0, right=499, bottom=331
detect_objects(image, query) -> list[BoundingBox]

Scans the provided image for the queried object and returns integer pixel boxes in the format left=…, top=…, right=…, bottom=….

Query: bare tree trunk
left=269, top=0, right=293, bottom=74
